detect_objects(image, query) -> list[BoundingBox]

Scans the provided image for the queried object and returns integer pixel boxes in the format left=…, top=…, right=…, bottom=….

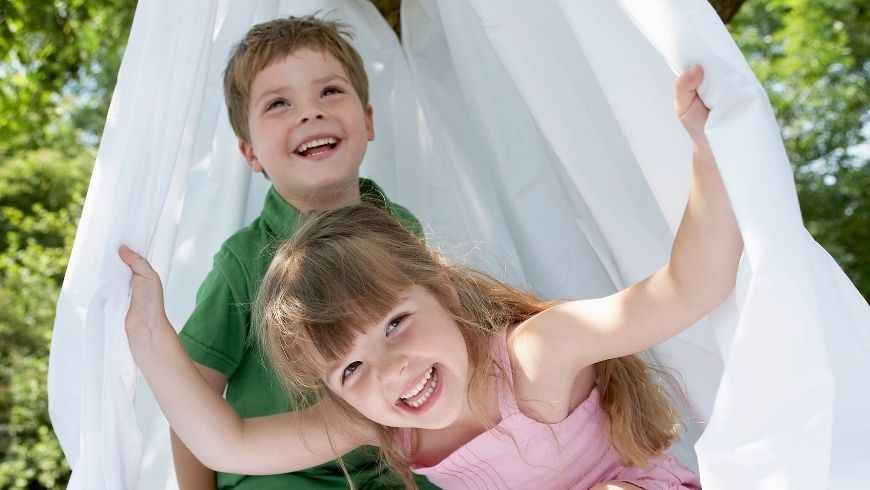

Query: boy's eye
left=341, top=361, right=362, bottom=384
left=267, top=99, right=288, bottom=111
left=385, top=314, right=407, bottom=336
left=322, top=86, right=342, bottom=97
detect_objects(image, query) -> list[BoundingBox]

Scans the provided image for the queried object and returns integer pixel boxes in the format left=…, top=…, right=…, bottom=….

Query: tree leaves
left=0, top=149, right=91, bottom=488
left=0, top=0, right=136, bottom=157
left=0, top=3, right=124, bottom=485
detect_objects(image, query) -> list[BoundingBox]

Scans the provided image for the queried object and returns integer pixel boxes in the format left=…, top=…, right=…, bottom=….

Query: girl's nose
left=377, top=351, right=410, bottom=390
left=385, top=352, right=408, bottom=377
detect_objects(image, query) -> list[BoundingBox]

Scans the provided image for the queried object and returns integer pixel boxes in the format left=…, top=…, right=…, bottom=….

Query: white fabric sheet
left=48, top=0, right=870, bottom=488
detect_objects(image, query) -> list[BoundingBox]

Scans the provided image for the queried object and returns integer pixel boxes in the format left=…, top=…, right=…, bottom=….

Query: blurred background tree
left=0, top=0, right=135, bottom=487
left=0, top=0, right=865, bottom=487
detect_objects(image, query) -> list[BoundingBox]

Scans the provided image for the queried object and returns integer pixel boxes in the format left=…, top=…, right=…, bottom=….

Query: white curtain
left=48, top=0, right=870, bottom=488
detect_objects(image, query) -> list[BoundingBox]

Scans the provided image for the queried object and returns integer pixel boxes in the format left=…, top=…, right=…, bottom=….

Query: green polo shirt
left=179, top=179, right=435, bottom=489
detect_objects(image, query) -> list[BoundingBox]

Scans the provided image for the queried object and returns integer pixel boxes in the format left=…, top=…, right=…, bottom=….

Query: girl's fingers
left=119, top=245, right=155, bottom=278
left=674, top=65, right=703, bottom=116
left=676, top=64, right=703, bottom=91
left=119, top=244, right=137, bottom=263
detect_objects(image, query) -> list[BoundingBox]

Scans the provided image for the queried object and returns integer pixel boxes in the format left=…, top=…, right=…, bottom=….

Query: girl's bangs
left=302, top=255, right=414, bottom=365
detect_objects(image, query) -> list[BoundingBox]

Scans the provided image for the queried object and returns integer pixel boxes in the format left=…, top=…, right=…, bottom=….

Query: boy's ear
left=238, top=139, right=263, bottom=173
left=365, top=104, right=375, bottom=142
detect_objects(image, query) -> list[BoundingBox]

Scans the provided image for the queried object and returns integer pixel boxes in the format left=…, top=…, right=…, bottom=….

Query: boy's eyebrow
left=310, top=74, right=352, bottom=86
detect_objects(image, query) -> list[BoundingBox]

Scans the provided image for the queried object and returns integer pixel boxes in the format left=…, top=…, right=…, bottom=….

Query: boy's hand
left=674, top=65, right=710, bottom=146
left=119, top=245, right=169, bottom=343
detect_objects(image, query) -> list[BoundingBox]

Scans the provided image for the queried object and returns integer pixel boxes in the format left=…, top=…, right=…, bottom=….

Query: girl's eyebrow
left=327, top=357, right=348, bottom=380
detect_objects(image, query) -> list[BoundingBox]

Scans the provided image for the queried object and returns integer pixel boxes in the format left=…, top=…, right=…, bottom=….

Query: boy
left=173, top=15, right=434, bottom=490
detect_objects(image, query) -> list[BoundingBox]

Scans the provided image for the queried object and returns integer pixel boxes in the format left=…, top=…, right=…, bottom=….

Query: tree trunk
left=712, top=0, right=749, bottom=23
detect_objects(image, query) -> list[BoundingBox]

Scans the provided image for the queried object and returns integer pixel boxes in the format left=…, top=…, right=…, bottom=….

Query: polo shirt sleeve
left=178, top=248, right=249, bottom=378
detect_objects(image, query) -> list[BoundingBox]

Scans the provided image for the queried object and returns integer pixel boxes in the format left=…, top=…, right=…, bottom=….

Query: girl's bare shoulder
left=507, top=302, right=599, bottom=373
left=505, top=314, right=596, bottom=423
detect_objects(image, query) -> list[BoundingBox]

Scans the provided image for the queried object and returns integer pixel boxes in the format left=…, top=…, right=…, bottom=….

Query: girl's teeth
left=401, top=367, right=433, bottom=399
left=402, top=369, right=438, bottom=408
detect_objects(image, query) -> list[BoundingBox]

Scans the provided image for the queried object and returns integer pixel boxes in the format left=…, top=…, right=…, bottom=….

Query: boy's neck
left=277, top=181, right=362, bottom=214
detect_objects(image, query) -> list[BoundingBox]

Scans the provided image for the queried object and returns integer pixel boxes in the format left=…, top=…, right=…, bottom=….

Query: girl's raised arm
left=119, top=246, right=374, bottom=475
left=520, top=66, right=744, bottom=372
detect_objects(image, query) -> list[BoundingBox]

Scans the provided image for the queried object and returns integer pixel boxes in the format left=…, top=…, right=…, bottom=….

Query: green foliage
left=730, top=0, right=870, bottom=299
left=0, top=0, right=136, bottom=157
left=0, top=149, right=93, bottom=252
left=0, top=1, right=134, bottom=486
left=0, top=149, right=92, bottom=488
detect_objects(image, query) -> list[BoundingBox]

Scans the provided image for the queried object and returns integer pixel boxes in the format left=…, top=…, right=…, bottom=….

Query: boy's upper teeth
left=296, top=137, right=337, bottom=153
left=401, top=366, right=434, bottom=400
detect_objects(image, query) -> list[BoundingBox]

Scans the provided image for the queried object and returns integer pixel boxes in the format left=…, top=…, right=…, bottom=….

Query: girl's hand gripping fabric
left=119, top=245, right=170, bottom=346
left=674, top=65, right=710, bottom=147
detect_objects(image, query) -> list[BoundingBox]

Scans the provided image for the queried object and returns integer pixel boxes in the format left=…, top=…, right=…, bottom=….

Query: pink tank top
left=398, top=330, right=701, bottom=489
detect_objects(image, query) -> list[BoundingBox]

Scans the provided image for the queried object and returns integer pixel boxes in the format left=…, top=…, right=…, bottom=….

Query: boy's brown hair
left=223, top=14, right=370, bottom=143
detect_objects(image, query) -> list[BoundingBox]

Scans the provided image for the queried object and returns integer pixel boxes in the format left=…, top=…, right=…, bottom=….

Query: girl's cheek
left=350, top=372, right=374, bottom=399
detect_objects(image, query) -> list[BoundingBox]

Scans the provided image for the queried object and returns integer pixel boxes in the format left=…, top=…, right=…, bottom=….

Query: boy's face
left=240, top=48, right=374, bottom=208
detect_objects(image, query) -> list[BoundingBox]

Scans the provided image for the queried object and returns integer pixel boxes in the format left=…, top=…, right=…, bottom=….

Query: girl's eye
left=322, top=86, right=342, bottom=97
left=385, top=314, right=407, bottom=336
left=341, top=361, right=362, bottom=384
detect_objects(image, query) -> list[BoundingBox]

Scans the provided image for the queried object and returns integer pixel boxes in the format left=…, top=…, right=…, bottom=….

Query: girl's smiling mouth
left=397, top=364, right=442, bottom=412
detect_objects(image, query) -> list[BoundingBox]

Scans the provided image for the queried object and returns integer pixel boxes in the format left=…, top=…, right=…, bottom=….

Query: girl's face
left=324, top=285, right=471, bottom=430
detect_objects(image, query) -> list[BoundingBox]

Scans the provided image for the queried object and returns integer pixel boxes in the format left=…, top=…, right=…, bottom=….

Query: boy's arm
left=119, top=246, right=375, bottom=475
left=519, top=66, right=744, bottom=371
left=170, top=363, right=225, bottom=489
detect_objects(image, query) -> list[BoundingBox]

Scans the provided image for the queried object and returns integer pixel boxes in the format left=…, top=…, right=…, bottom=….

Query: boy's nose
left=298, top=100, right=325, bottom=124
left=299, top=113, right=324, bottom=124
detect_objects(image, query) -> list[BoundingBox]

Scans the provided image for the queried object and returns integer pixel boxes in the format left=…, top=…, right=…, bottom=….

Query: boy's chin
left=277, top=176, right=361, bottom=208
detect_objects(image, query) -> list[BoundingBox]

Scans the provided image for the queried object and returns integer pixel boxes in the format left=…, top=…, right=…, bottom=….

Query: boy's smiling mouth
left=294, top=136, right=339, bottom=158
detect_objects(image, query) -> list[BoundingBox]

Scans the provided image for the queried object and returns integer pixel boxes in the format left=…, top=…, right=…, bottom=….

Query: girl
left=121, top=66, right=740, bottom=489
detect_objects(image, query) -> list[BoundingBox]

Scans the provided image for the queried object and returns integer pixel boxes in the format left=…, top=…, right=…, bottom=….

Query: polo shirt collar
left=261, top=178, right=392, bottom=239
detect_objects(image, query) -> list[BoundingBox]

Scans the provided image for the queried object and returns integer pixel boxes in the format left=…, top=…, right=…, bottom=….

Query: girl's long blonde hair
left=255, top=205, right=680, bottom=488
